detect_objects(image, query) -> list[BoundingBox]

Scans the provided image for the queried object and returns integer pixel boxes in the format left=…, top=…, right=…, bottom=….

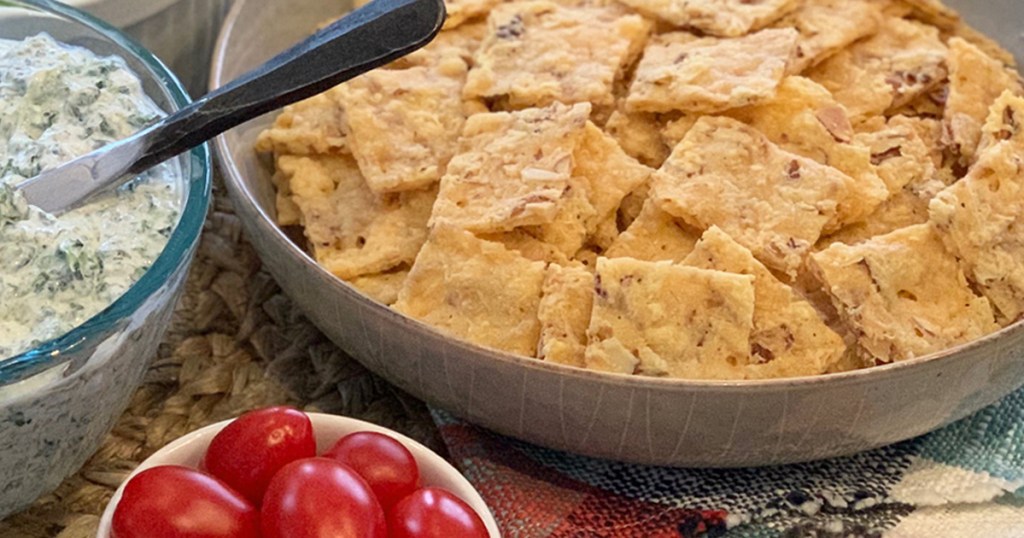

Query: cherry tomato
left=323, top=431, right=420, bottom=509
left=203, top=406, right=315, bottom=505
left=388, top=487, right=489, bottom=538
left=112, top=465, right=259, bottom=538
left=261, top=457, right=387, bottom=538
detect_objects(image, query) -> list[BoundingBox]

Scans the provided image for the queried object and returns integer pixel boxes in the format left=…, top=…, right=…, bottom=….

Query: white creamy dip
left=0, top=34, right=180, bottom=359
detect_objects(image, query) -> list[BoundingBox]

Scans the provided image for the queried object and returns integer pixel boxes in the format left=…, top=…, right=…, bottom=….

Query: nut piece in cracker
left=464, top=1, right=651, bottom=109
left=278, top=154, right=435, bottom=280
left=585, top=257, right=756, bottom=379
left=626, top=28, right=799, bottom=115
left=338, top=62, right=470, bottom=194
left=615, top=0, right=797, bottom=37
left=808, top=17, right=947, bottom=123
left=943, top=37, right=1024, bottom=165
left=929, top=138, right=1024, bottom=324
left=605, top=199, right=700, bottom=262
left=809, top=224, right=997, bottom=364
left=652, top=116, right=866, bottom=276
left=684, top=227, right=845, bottom=378
left=394, top=227, right=547, bottom=356
left=430, top=102, right=590, bottom=233
left=978, top=91, right=1024, bottom=155
left=537, top=264, right=594, bottom=367
left=255, top=90, right=347, bottom=156
left=774, top=0, right=882, bottom=74
left=728, top=76, right=888, bottom=223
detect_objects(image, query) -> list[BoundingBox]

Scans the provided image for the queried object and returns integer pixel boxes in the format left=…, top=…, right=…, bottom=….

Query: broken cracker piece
left=930, top=140, right=1024, bottom=324
left=684, top=227, right=845, bottom=378
left=809, top=224, right=997, bottom=363
left=339, top=62, right=469, bottom=193
left=978, top=91, right=1024, bottom=156
left=605, top=199, right=700, bottom=262
left=652, top=116, right=866, bottom=276
left=616, top=0, right=797, bottom=37
left=278, top=154, right=435, bottom=280
left=537, top=264, right=594, bottom=366
left=775, top=0, right=882, bottom=74
left=255, top=90, right=347, bottom=156
left=346, top=267, right=410, bottom=305
left=444, top=0, right=503, bottom=30
left=574, top=122, right=652, bottom=233
left=808, top=17, right=947, bottom=123
left=464, top=1, right=651, bottom=109
left=585, top=257, right=756, bottom=379
left=430, top=102, right=590, bottom=233
left=603, top=109, right=672, bottom=168
left=394, top=226, right=547, bottom=356
left=626, top=28, right=798, bottom=115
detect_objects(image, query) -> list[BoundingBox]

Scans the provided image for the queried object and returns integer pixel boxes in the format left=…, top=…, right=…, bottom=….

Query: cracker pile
left=257, top=0, right=1024, bottom=380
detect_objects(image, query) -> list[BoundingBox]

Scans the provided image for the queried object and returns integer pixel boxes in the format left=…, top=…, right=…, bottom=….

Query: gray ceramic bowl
left=0, top=0, right=211, bottom=518
left=212, top=0, right=1024, bottom=468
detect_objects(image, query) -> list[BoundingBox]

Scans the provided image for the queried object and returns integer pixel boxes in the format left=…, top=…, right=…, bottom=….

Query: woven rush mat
left=0, top=184, right=444, bottom=537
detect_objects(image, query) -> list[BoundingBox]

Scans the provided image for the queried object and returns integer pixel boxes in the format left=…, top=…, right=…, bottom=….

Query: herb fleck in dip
left=0, top=34, right=180, bottom=358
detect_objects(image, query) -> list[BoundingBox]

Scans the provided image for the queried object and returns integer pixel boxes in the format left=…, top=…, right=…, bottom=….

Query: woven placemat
left=0, top=184, right=443, bottom=537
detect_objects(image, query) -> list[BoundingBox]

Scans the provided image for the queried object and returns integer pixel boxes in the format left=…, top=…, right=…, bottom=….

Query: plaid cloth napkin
left=431, top=386, right=1024, bottom=537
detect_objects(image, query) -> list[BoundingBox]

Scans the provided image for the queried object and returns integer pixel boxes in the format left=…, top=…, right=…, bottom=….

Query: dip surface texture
left=0, top=34, right=180, bottom=359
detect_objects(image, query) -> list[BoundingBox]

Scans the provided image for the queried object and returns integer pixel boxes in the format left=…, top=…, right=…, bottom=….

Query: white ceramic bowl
left=97, top=412, right=501, bottom=538
left=212, top=0, right=1024, bottom=468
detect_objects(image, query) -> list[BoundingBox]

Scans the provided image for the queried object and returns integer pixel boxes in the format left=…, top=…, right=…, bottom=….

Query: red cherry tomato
left=261, top=457, right=387, bottom=538
left=112, top=465, right=259, bottom=538
left=203, top=406, right=315, bottom=505
left=323, top=431, right=420, bottom=509
left=388, top=487, right=489, bottom=538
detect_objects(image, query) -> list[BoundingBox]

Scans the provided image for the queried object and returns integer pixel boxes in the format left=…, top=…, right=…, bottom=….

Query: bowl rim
left=0, top=0, right=213, bottom=386
left=96, top=412, right=502, bottom=538
left=211, top=0, right=1024, bottom=393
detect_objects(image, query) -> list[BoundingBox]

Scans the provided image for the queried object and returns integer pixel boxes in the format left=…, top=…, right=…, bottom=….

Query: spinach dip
left=0, top=34, right=181, bottom=359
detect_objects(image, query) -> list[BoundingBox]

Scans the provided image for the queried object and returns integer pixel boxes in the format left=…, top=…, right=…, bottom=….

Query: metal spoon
left=16, top=0, right=446, bottom=214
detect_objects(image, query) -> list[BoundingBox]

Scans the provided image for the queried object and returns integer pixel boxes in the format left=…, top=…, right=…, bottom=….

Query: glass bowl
left=0, top=0, right=211, bottom=518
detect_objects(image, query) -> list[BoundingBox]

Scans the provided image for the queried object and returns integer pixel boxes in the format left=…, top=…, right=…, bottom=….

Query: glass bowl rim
left=0, top=0, right=213, bottom=386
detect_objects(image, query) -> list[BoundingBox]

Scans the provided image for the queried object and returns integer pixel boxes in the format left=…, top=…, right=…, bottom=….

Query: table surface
left=0, top=182, right=443, bottom=537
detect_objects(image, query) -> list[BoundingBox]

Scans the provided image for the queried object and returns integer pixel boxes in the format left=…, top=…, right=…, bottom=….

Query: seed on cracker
left=929, top=139, right=1024, bottom=324
left=537, top=264, right=594, bottom=367
left=809, top=224, right=997, bottom=363
left=430, top=102, right=590, bottom=233
left=605, top=199, right=700, bottom=262
left=626, top=28, right=799, bottom=115
left=616, top=0, right=798, bottom=37
left=339, top=62, right=469, bottom=194
left=585, top=257, right=756, bottom=379
left=944, top=38, right=1024, bottom=165
left=774, top=0, right=882, bottom=74
left=684, top=227, right=846, bottom=378
left=728, top=76, right=888, bottom=224
left=255, top=90, right=347, bottom=156
left=808, top=17, right=947, bottom=123
left=394, top=226, right=547, bottom=356
left=652, top=116, right=865, bottom=276
left=464, top=1, right=651, bottom=109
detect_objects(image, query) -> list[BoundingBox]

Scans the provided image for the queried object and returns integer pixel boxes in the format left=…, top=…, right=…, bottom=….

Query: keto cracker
left=808, top=17, right=947, bottom=123
left=683, top=227, right=845, bottom=378
left=652, top=116, right=865, bottom=276
left=430, top=102, right=590, bottom=233
left=464, top=1, right=651, bottom=109
left=339, top=62, right=469, bottom=194
left=978, top=91, right=1024, bottom=156
left=615, top=0, right=797, bottom=37
left=394, top=226, right=547, bottom=356
left=626, top=28, right=799, bottom=115
left=255, top=90, right=347, bottom=156
left=605, top=200, right=700, bottom=262
left=944, top=38, right=1024, bottom=165
left=774, top=0, right=882, bottom=74
left=728, top=76, right=888, bottom=221
left=603, top=109, right=672, bottom=168
left=584, top=257, right=756, bottom=379
left=445, top=0, right=504, bottom=29
left=574, top=122, right=652, bottom=233
left=537, top=264, right=594, bottom=367
left=929, top=140, right=1024, bottom=324
left=346, top=267, right=410, bottom=306
left=277, top=154, right=435, bottom=280
left=809, top=224, right=998, bottom=364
